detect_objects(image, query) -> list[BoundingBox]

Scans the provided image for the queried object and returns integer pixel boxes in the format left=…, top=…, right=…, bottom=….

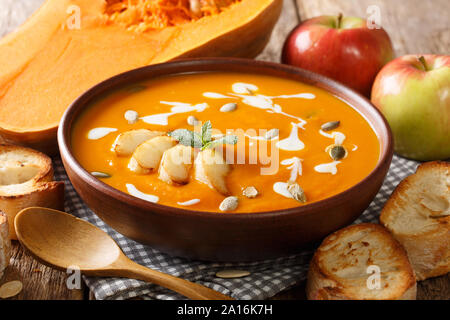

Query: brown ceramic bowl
left=58, top=58, right=393, bottom=262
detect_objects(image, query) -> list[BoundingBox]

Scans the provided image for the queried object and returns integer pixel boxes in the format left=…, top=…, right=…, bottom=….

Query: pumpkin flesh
left=0, top=0, right=282, bottom=152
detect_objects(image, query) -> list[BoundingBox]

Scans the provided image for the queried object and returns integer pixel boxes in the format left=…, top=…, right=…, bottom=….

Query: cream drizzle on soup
left=71, top=72, right=380, bottom=213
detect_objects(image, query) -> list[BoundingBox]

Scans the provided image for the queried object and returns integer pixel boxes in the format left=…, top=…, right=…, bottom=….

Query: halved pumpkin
left=0, top=0, right=282, bottom=154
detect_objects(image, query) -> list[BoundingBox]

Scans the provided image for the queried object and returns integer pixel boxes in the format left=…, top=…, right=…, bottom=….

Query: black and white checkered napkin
left=54, top=155, right=418, bottom=300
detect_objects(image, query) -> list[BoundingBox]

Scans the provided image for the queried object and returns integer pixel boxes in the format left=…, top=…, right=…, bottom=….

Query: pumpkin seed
left=0, top=281, right=23, bottom=299
left=187, top=115, right=199, bottom=126
left=326, top=144, right=347, bottom=160
left=219, top=196, right=238, bottom=212
left=215, top=270, right=251, bottom=279
left=91, top=171, right=111, bottom=178
left=264, top=128, right=279, bottom=140
left=124, top=110, right=139, bottom=124
left=243, top=186, right=259, bottom=198
left=321, top=121, right=340, bottom=131
left=189, top=0, right=201, bottom=16
left=220, top=103, right=237, bottom=112
left=287, top=182, right=307, bottom=203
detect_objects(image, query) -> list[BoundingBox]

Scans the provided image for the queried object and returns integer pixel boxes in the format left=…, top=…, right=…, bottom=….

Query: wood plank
left=0, top=242, right=85, bottom=300
left=271, top=274, right=450, bottom=300
left=282, top=0, right=450, bottom=301
left=0, top=0, right=85, bottom=300
left=1, top=0, right=448, bottom=300
left=0, top=0, right=301, bottom=301
left=295, top=0, right=450, bottom=56
left=417, top=273, right=450, bottom=300
left=256, top=0, right=300, bottom=62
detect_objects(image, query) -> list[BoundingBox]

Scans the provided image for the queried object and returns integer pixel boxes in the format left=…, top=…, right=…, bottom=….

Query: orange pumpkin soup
left=71, top=72, right=380, bottom=213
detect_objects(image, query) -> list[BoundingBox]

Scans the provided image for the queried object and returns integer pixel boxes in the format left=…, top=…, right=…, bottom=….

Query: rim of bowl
left=58, top=58, right=393, bottom=220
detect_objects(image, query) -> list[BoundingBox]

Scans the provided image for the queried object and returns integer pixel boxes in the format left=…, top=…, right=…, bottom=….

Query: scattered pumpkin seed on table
left=215, top=270, right=251, bottom=279
left=0, top=281, right=23, bottom=299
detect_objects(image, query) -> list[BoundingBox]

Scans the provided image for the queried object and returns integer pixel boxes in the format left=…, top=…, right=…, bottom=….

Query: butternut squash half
left=0, top=0, right=282, bottom=153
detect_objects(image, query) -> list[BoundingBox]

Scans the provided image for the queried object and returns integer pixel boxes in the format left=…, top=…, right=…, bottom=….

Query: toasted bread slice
left=194, top=148, right=231, bottom=195
left=0, top=211, right=10, bottom=279
left=112, top=129, right=165, bottom=156
left=380, top=161, right=449, bottom=281
left=159, top=145, right=194, bottom=185
left=306, top=223, right=416, bottom=300
left=0, top=145, right=65, bottom=239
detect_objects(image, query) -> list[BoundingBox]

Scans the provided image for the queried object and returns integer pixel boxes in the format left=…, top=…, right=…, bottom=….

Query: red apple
left=282, top=14, right=394, bottom=96
left=371, top=55, right=450, bottom=161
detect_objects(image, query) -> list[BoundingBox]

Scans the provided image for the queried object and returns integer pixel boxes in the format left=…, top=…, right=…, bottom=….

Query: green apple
left=371, top=55, right=450, bottom=160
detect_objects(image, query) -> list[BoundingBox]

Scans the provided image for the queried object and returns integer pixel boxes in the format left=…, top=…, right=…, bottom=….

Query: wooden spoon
left=14, top=207, right=233, bottom=300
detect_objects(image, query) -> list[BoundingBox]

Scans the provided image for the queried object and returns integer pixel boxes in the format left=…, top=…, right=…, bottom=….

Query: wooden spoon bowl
left=14, top=207, right=232, bottom=300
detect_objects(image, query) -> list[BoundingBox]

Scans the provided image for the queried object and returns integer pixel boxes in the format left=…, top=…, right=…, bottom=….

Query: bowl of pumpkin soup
left=58, top=58, right=393, bottom=261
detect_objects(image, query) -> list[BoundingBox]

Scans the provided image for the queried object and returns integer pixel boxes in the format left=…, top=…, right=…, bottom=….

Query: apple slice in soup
left=113, top=129, right=165, bottom=156
left=195, top=149, right=231, bottom=196
left=159, top=145, right=194, bottom=185
left=129, top=136, right=177, bottom=174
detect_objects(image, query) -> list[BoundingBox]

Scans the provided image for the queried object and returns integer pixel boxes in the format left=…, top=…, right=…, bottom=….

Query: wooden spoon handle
left=112, top=257, right=233, bottom=300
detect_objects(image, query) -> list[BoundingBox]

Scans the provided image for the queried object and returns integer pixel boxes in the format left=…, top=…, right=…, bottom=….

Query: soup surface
left=72, top=72, right=380, bottom=213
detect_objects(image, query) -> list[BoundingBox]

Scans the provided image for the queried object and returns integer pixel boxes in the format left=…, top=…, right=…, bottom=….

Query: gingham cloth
left=54, top=155, right=418, bottom=300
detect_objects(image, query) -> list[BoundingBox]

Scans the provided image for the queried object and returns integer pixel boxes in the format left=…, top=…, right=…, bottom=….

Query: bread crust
left=0, top=144, right=65, bottom=239
left=0, top=211, right=11, bottom=279
left=306, top=223, right=416, bottom=300
left=380, top=161, right=449, bottom=281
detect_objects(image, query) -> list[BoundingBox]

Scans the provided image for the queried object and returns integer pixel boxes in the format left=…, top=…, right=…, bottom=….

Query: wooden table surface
left=0, top=0, right=449, bottom=300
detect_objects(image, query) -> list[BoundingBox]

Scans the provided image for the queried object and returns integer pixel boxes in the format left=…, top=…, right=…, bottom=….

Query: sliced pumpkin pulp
left=0, top=0, right=281, bottom=141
